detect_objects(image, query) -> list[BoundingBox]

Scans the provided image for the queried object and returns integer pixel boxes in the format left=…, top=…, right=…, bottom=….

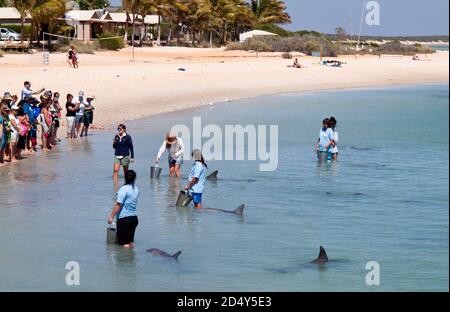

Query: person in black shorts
left=108, top=170, right=140, bottom=248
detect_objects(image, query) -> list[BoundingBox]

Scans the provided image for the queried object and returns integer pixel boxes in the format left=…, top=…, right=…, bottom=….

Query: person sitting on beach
left=113, top=124, right=134, bottom=180
left=21, top=81, right=45, bottom=101
left=156, top=133, right=185, bottom=178
left=293, top=58, right=302, bottom=68
left=330, top=117, right=339, bottom=161
left=315, top=118, right=334, bottom=161
left=108, top=170, right=140, bottom=249
left=412, top=55, right=420, bottom=61
left=184, top=149, right=207, bottom=210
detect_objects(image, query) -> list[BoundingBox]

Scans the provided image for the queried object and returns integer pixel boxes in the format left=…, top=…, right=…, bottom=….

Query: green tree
left=13, top=0, right=33, bottom=43
left=30, top=0, right=66, bottom=43
left=76, top=0, right=110, bottom=10
left=250, top=0, right=291, bottom=25
left=335, top=26, right=347, bottom=41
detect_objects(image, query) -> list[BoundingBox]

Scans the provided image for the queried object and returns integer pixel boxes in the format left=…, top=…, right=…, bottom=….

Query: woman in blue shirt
left=184, top=149, right=207, bottom=209
left=108, top=170, right=140, bottom=248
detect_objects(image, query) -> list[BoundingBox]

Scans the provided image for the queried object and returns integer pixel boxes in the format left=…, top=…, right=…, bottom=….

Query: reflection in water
left=106, top=245, right=137, bottom=291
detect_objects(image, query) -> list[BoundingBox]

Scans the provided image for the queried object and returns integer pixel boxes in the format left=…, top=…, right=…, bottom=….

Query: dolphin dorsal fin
left=318, top=246, right=328, bottom=261
left=206, top=171, right=219, bottom=180
left=172, top=251, right=182, bottom=261
left=234, top=205, right=245, bottom=215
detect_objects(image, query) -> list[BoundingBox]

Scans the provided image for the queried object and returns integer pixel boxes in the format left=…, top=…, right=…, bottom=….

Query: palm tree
left=250, top=0, right=291, bottom=25
left=13, top=0, right=33, bottom=44
left=30, top=0, right=66, bottom=44
left=137, top=0, right=157, bottom=46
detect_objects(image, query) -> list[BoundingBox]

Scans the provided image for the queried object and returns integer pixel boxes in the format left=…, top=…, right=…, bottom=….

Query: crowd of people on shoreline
left=0, top=81, right=95, bottom=167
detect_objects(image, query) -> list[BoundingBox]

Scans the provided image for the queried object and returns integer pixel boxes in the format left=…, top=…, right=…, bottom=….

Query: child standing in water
left=330, top=116, right=339, bottom=161
left=184, top=149, right=207, bottom=209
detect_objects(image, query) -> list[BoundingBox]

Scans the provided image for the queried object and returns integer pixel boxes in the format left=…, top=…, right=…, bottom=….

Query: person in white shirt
left=74, top=91, right=88, bottom=138
left=156, top=133, right=185, bottom=178
left=330, top=117, right=339, bottom=161
left=21, top=81, right=45, bottom=101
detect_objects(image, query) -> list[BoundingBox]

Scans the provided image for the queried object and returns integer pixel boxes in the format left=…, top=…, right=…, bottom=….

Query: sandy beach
left=0, top=47, right=448, bottom=127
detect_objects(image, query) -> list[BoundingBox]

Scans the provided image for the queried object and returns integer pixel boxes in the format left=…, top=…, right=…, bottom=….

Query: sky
left=108, top=0, right=449, bottom=36
left=282, top=0, right=449, bottom=36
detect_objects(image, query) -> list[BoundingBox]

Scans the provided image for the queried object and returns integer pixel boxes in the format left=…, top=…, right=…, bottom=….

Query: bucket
left=107, top=224, right=118, bottom=244
left=150, top=166, right=162, bottom=179
left=176, top=191, right=192, bottom=207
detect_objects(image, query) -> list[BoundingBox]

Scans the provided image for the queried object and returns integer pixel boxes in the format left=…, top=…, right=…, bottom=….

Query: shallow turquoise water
left=0, top=84, right=448, bottom=291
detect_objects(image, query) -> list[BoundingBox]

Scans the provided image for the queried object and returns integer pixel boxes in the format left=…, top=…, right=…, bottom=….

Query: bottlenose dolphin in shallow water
left=311, top=246, right=329, bottom=264
left=206, top=170, right=219, bottom=180
left=147, top=249, right=182, bottom=261
left=204, top=204, right=245, bottom=216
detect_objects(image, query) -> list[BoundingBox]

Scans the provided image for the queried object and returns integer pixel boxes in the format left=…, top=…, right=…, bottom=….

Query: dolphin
left=147, top=249, right=182, bottom=261
left=206, top=170, right=219, bottom=180
left=311, top=246, right=329, bottom=264
left=204, top=204, right=245, bottom=216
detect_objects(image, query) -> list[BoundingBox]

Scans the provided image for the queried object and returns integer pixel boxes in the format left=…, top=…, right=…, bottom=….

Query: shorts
left=117, top=216, right=138, bottom=245
left=83, top=112, right=93, bottom=127
left=114, top=156, right=130, bottom=166
left=75, top=115, right=83, bottom=124
left=10, top=132, right=18, bottom=144
left=168, top=155, right=183, bottom=166
left=191, top=192, right=203, bottom=205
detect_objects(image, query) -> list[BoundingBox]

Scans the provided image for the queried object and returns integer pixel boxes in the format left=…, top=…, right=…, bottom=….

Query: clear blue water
left=0, top=84, right=448, bottom=291
left=428, top=45, right=449, bottom=51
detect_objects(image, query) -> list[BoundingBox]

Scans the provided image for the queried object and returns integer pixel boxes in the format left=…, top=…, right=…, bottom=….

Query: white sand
left=0, top=47, right=448, bottom=128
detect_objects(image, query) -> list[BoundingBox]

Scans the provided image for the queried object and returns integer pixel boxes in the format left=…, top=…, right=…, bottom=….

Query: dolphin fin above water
left=147, top=248, right=182, bottom=261
left=171, top=251, right=182, bottom=261
left=204, top=204, right=245, bottom=216
left=206, top=170, right=219, bottom=180
left=311, top=246, right=329, bottom=264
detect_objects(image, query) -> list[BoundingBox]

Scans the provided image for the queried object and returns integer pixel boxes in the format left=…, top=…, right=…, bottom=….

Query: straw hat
left=2, top=93, right=13, bottom=101
left=166, top=133, right=177, bottom=144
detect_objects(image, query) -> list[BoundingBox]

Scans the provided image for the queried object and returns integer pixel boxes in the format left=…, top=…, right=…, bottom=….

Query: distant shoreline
left=0, top=48, right=448, bottom=129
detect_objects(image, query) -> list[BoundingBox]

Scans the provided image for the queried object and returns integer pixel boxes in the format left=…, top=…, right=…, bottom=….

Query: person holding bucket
left=113, top=124, right=134, bottom=180
left=156, top=133, right=185, bottom=178
left=108, top=170, right=140, bottom=248
left=184, top=149, right=207, bottom=209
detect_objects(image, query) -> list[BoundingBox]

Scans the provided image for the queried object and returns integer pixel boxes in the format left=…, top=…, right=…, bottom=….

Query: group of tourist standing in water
left=0, top=81, right=95, bottom=167
left=108, top=118, right=339, bottom=249
left=110, top=130, right=207, bottom=249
